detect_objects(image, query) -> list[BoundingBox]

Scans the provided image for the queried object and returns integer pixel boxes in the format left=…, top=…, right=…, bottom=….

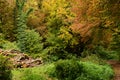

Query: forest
left=0, top=0, right=120, bottom=80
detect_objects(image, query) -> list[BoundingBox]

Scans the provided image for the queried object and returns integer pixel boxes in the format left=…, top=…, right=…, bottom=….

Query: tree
left=17, top=30, right=43, bottom=53
left=15, top=0, right=43, bottom=54
left=41, top=0, right=82, bottom=59
left=15, top=0, right=33, bottom=34
left=0, top=0, right=14, bottom=41
left=70, top=0, right=115, bottom=50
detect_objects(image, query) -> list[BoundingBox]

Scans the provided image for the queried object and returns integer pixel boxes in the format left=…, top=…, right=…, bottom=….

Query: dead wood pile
left=0, top=49, right=42, bottom=68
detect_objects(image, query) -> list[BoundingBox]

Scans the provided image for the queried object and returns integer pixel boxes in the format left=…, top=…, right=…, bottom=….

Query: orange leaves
left=69, top=0, right=113, bottom=46
left=70, top=22, right=100, bottom=43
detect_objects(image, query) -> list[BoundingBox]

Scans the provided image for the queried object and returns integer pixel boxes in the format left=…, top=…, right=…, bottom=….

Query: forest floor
left=108, top=60, right=120, bottom=80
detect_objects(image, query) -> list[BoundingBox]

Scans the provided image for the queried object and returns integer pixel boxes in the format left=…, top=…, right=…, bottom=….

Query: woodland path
left=107, top=60, right=120, bottom=80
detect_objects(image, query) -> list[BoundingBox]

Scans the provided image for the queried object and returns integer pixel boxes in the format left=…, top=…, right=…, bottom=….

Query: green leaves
left=17, top=30, right=43, bottom=54
left=15, top=0, right=42, bottom=54
left=16, top=0, right=33, bottom=33
left=0, top=55, right=12, bottom=80
left=55, top=60, right=114, bottom=80
left=55, top=60, right=82, bottom=80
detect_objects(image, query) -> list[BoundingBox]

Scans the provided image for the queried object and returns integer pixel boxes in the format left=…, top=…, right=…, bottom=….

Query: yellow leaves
left=59, top=27, right=72, bottom=41
left=104, top=20, right=114, bottom=28
left=26, top=0, right=38, bottom=9
left=42, top=0, right=73, bottom=19
left=57, top=7, right=67, bottom=16
left=90, top=0, right=101, bottom=8
left=42, top=0, right=58, bottom=12
left=58, top=27, right=79, bottom=46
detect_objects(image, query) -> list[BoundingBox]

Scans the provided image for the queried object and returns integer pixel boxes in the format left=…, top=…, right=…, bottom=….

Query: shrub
left=93, top=46, right=118, bottom=60
left=17, top=30, right=43, bottom=54
left=80, top=54, right=102, bottom=64
left=12, top=61, right=114, bottom=80
left=43, top=30, right=78, bottom=61
left=21, top=69, right=45, bottom=80
left=0, top=55, right=12, bottom=80
left=55, top=60, right=83, bottom=80
left=2, top=41, right=19, bottom=50
left=12, top=64, right=57, bottom=80
left=0, top=34, right=19, bottom=50
left=55, top=60, right=114, bottom=80
left=78, top=62, right=114, bottom=80
left=0, top=33, right=5, bottom=48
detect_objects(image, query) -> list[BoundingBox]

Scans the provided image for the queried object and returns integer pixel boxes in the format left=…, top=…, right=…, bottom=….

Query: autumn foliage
left=0, top=0, right=120, bottom=59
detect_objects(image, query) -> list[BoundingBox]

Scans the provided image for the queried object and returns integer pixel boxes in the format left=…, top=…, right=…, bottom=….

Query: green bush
left=55, top=60, right=114, bottom=80
left=0, top=55, right=12, bottom=80
left=12, top=61, right=114, bottom=80
left=43, top=32, right=78, bottom=61
left=12, top=64, right=57, bottom=80
left=55, top=60, right=83, bottom=80
left=2, top=41, right=19, bottom=50
left=80, top=54, right=102, bottom=64
left=93, top=46, right=118, bottom=60
left=0, top=33, right=5, bottom=48
left=17, top=30, right=43, bottom=54
left=21, top=69, right=45, bottom=80
left=0, top=34, right=19, bottom=50
left=78, top=62, right=114, bottom=80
